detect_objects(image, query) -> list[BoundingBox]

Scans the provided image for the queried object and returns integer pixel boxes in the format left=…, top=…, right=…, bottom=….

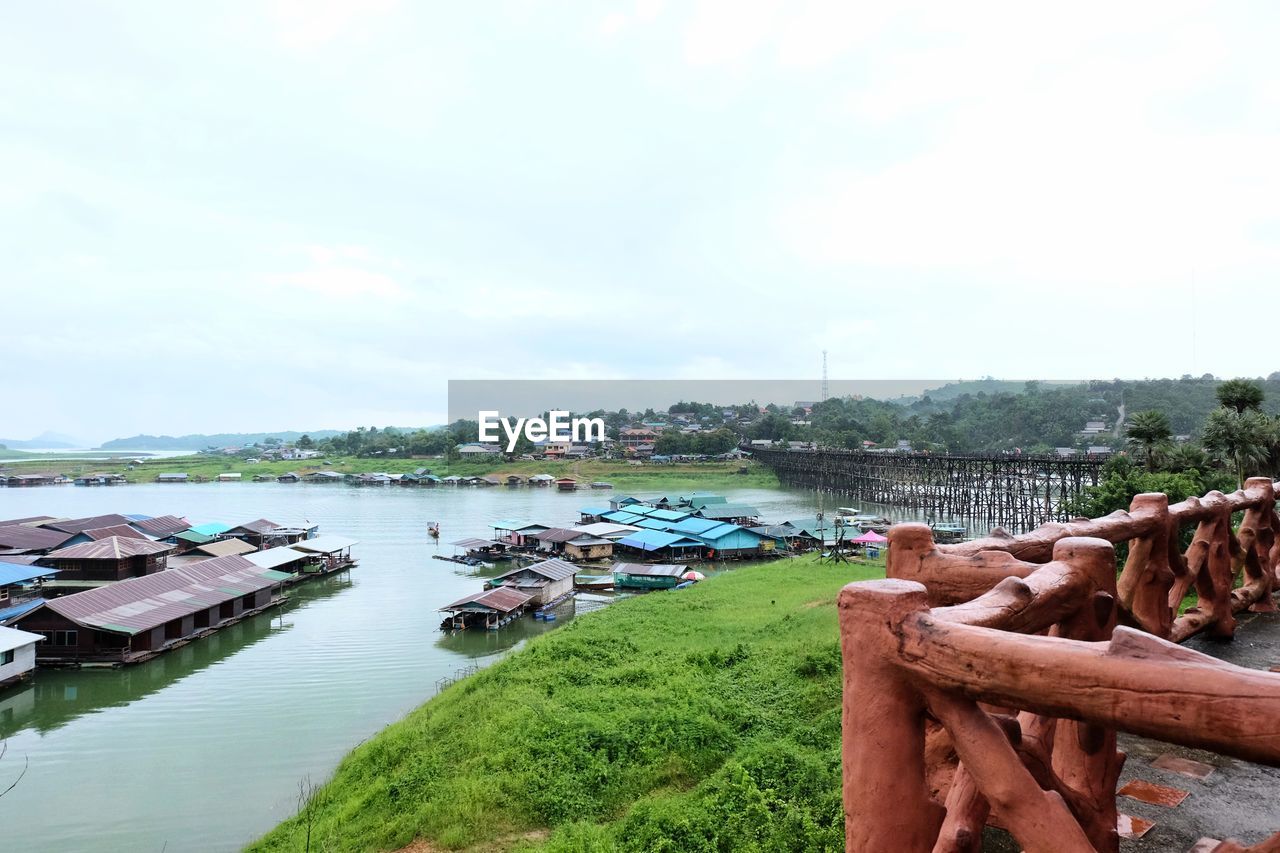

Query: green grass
left=249, top=554, right=884, bottom=852
left=1, top=455, right=778, bottom=491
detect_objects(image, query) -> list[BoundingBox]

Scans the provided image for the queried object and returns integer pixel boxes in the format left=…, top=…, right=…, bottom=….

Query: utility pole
left=821, top=350, right=829, bottom=402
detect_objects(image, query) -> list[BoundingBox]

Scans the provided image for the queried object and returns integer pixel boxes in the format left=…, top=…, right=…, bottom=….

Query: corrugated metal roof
left=601, top=511, right=645, bottom=524
left=635, top=518, right=673, bottom=530
left=84, top=524, right=149, bottom=541
left=194, top=538, right=257, bottom=558
left=532, top=527, right=587, bottom=543
left=243, top=547, right=309, bottom=570
left=648, top=508, right=691, bottom=521
left=696, top=504, right=760, bottom=520
left=174, top=529, right=215, bottom=545
left=571, top=523, right=640, bottom=539
left=43, top=514, right=133, bottom=534
left=491, top=519, right=548, bottom=532
left=669, top=517, right=721, bottom=535
left=0, top=525, right=75, bottom=552
left=229, top=518, right=281, bottom=535
left=449, top=537, right=499, bottom=549
left=494, top=558, right=577, bottom=583
left=440, top=586, right=533, bottom=613
left=0, top=516, right=56, bottom=527
left=132, top=515, right=191, bottom=537
left=612, top=562, right=688, bottom=578
left=29, top=555, right=285, bottom=635
left=291, top=536, right=358, bottom=554
left=0, top=563, right=57, bottom=586
left=43, top=536, right=175, bottom=561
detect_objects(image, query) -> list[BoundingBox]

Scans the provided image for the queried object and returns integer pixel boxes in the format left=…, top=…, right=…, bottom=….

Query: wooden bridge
left=748, top=446, right=1106, bottom=532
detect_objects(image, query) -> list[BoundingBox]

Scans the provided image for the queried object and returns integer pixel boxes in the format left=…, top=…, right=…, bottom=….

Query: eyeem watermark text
left=478, top=410, right=606, bottom=452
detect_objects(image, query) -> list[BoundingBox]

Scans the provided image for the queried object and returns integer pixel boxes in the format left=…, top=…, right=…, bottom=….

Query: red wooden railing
left=839, top=478, right=1280, bottom=852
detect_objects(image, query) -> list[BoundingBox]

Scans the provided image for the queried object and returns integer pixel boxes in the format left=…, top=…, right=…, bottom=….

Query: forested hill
left=98, top=430, right=348, bottom=450
left=794, top=376, right=1280, bottom=454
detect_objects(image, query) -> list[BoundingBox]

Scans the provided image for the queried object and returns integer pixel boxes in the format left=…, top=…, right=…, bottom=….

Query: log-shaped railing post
left=838, top=579, right=942, bottom=852
left=1239, top=478, right=1277, bottom=613
left=1117, top=492, right=1174, bottom=637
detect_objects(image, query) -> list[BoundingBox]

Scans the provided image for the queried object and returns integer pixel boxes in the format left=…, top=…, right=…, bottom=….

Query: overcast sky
left=4, top=1, right=1278, bottom=443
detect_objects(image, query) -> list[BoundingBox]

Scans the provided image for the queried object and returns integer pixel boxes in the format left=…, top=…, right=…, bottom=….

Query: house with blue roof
left=691, top=523, right=774, bottom=558
left=616, top=530, right=704, bottom=560
left=0, top=560, right=57, bottom=625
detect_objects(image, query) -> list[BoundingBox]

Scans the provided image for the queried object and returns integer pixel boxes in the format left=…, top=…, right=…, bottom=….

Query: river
left=0, top=482, right=831, bottom=852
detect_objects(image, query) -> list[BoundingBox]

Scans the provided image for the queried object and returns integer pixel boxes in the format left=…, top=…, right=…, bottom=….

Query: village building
left=224, top=518, right=283, bottom=547
left=570, top=522, right=641, bottom=541
left=620, top=428, right=659, bottom=448
left=216, top=472, right=242, bottom=482
left=555, top=477, right=578, bottom=491
left=12, top=555, right=288, bottom=664
left=0, top=626, right=42, bottom=688
left=439, top=587, right=533, bottom=630
left=301, top=470, right=344, bottom=483
left=128, top=515, right=192, bottom=540
left=155, top=473, right=189, bottom=483
left=276, top=472, right=301, bottom=483
left=694, top=503, right=761, bottom=525
left=73, top=473, right=127, bottom=486
left=288, top=536, right=359, bottom=573
left=37, top=536, right=174, bottom=583
left=485, top=558, right=577, bottom=605
left=62, top=524, right=150, bottom=546
left=43, top=513, right=134, bottom=534
left=2, top=474, right=58, bottom=487
left=491, top=520, right=551, bottom=547
left=611, top=562, right=689, bottom=589
left=0, top=561, right=57, bottom=625
left=615, top=530, right=704, bottom=561
left=527, top=473, right=555, bottom=486
left=190, top=538, right=257, bottom=559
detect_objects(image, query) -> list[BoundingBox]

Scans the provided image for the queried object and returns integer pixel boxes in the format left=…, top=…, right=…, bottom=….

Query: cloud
left=268, top=0, right=401, bottom=49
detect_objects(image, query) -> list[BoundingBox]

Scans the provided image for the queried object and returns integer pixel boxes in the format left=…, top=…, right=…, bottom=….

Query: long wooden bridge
left=747, top=446, right=1105, bottom=532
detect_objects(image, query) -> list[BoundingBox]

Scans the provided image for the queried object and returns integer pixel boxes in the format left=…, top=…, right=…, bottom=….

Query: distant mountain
left=0, top=430, right=83, bottom=449
left=98, top=430, right=346, bottom=450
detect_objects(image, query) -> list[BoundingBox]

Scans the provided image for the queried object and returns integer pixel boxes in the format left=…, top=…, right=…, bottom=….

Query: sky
left=3, top=1, right=1279, bottom=443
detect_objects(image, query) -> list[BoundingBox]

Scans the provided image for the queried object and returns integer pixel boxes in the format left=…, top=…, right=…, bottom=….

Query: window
left=39, top=630, right=78, bottom=647
left=0, top=586, right=8, bottom=601
left=1, top=649, right=13, bottom=665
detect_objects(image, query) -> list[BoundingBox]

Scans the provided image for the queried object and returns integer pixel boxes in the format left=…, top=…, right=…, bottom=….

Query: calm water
left=0, top=482, right=826, bottom=852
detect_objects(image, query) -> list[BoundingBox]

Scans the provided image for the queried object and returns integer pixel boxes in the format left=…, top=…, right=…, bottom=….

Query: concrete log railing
left=838, top=478, right=1280, bottom=852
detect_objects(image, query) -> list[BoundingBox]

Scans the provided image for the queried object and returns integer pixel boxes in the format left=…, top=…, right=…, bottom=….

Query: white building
left=0, top=626, right=42, bottom=688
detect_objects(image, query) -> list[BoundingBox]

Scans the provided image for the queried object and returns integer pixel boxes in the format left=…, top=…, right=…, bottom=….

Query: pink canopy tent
left=850, top=530, right=888, bottom=545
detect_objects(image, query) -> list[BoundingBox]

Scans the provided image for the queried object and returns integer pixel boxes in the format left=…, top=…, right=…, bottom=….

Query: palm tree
left=1216, top=378, right=1265, bottom=414
left=1160, top=441, right=1208, bottom=473
left=1125, top=410, right=1172, bottom=471
left=1202, top=408, right=1270, bottom=487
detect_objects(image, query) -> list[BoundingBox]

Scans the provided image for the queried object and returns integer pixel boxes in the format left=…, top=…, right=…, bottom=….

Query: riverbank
left=0, top=456, right=779, bottom=491
left=249, top=553, right=884, bottom=852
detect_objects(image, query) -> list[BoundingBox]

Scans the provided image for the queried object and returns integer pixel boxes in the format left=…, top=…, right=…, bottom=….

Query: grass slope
left=250, top=555, right=883, bottom=852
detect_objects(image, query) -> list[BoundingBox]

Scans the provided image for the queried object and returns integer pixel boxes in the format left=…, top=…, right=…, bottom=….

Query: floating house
left=276, top=472, right=301, bottom=483
left=615, top=530, right=704, bottom=561
left=505, top=475, right=525, bottom=486
left=301, top=471, right=344, bottom=483
left=694, top=504, right=761, bottom=525
left=74, top=473, right=127, bottom=486
left=37, top=536, right=174, bottom=582
left=612, top=563, right=689, bottom=590
left=578, top=506, right=611, bottom=523
left=2, top=474, right=58, bottom=487
left=528, top=528, right=613, bottom=560
left=608, top=496, right=645, bottom=510
left=242, top=546, right=312, bottom=577
left=0, top=626, right=42, bottom=688
left=13, top=555, right=288, bottom=664
left=224, top=518, right=283, bottom=548
left=440, top=587, right=533, bottom=630
left=555, top=477, right=578, bottom=492
left=216, top=473, right=242, bottom=482
left=289, top=536, right=359, bottom=572
left=528, top=474, right=555, bottom=487
left=64, top=524, right=149, bottom=546
left=129, top=515, right=192, bottom=540
left=0, top=561, right=57, bottom=625
left=691, top=523, right=774, bottom=558
left=492, top=520, right=551, bottom=547
left=155, top=473, right=189, bottom=483
left=448, top=537, right=512, bottom=562
left=486, top=558, right=577, bottom=605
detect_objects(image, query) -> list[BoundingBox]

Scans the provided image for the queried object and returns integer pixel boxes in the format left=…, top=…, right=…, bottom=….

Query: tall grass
left=249, top=555, right=882, bottom=852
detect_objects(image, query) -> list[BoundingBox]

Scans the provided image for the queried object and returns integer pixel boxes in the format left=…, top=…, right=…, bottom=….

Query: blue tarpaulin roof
left=0, top=564, right=57, bottom=586
left=0, top=598, right=45, bottom=624
left=635, top=518, right=672, bottom=530
left=189, top=522, right=232, bottom=536
left=669, top=517, right=721, bottom=535
left=602, top=511, right=645, bottom=524
left=617, top=530, right=702, bottom=552
left=578, top=507, right=611, bottom=516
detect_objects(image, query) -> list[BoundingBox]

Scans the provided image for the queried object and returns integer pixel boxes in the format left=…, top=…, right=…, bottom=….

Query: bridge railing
left=838, top=479, right=1280, bottom=852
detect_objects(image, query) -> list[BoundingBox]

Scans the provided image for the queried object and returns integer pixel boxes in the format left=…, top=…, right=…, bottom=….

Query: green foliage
left=1067, top=455, right=1234, bottom=518
left=249, top=556, right=881, bottom=852
left=1124, top=410, right=1172, bottom=471
left=1216, top=378, right=1265, bottom=413
left=1201, top=408, right=1274, bottom=486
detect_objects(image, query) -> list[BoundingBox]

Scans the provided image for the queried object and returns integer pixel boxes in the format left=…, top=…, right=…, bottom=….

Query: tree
left=1201, top=408, right=1271, bottom=487
left=1125, top=410, right=1172, bottom=471
left=1216, top=378, right=1264, bottom=414
left=297, top=434, right=314, bottom=448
